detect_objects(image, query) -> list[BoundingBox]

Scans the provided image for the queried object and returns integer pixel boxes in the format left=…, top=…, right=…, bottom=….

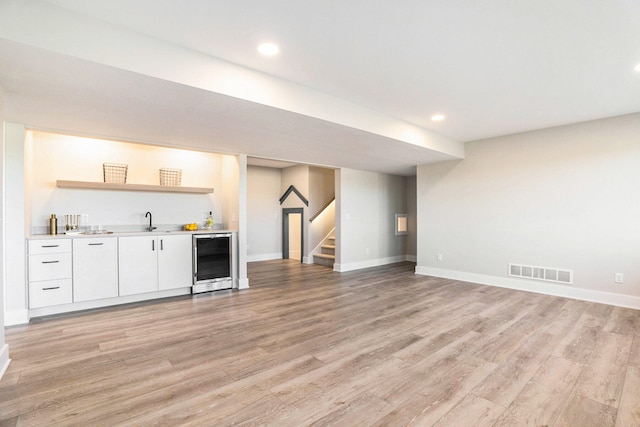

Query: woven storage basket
left=103, top=163, right=128, bottom=183
left=159, top=168, right=182, bottom=186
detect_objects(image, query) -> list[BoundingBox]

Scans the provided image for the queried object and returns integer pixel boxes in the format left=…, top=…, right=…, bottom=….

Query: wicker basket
left=103, top=163, right=128, bottom=183
left=159, top=168, right=182, bottom=186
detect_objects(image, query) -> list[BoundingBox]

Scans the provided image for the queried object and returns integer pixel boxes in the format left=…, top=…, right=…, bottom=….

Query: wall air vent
left=509, top=263, right=573, bottom=285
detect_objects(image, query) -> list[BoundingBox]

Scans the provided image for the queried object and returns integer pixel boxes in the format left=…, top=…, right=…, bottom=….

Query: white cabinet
left=119, top=234, right=192, bottom=296
left=27, top=233, right=194, bottom=313
left=119, top=235, right=159, bottom=296
left=29, top=279, right=73, bottom=308
left=28, top=239, right=73, bottom=308
left=158, top=234, right=193, bottom=290
left=73, top=238, right=118, bottom=302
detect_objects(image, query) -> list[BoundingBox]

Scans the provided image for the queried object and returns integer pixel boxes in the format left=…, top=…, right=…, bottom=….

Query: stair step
left=314, top=252, right=335, bottom=267
left=328, top=236, right=335, bottom=241
left=321, top=244, right=335, bottom=250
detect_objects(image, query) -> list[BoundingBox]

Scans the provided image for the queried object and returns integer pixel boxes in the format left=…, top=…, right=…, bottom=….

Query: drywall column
left=334, top=169, right=342, bottom=271
left=237, top=154, right=249, bottom=289
left=4, top=123, right=27, bottom=326
left=0, top=92, right=10, bottom=379
left=406, top=176, right=417, bottom=262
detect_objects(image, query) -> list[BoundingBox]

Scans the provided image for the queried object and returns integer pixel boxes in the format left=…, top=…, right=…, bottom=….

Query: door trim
left=282, top=208, right=304, bottom=262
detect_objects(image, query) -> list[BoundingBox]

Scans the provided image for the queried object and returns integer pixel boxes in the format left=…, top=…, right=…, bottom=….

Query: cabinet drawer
left=29, top=239, right=71, bottom=255
left=29, top=279, right=73, bottom=308
left=29, top=253, right=72, bottom=281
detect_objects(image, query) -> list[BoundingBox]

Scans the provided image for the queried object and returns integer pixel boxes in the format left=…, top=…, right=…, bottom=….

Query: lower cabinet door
left=118, top=236, right=159, bottom=296
left=29, top=279, right=73, bottom=308
left=158, top=234, right=193, bottom=290
left=73, top=238, right=119, bottom=302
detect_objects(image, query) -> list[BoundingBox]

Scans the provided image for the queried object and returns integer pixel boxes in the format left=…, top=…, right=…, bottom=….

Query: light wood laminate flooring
left=2, top=260, right=640, bottom=426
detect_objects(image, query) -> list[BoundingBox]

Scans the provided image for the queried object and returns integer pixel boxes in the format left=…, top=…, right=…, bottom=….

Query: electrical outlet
left=437, top=253, right=443, bottom=262
left=615, top=273, right=624, bottom=284
left=81, top=214, right=89, bottom=224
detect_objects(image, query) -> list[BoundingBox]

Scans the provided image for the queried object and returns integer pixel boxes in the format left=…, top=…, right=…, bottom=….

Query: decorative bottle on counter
left=206, top=211, right=214, bottom=229
left=49, top=214, right=58, bottom=235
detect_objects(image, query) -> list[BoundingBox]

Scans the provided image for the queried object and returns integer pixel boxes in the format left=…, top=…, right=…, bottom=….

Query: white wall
left=247, top=166, right=282, bottom=261
left=416, top=113, right=640, bottom=308
left=336, top=168, right=408, bottom=272
left=27, top=131, right=225, bottom=233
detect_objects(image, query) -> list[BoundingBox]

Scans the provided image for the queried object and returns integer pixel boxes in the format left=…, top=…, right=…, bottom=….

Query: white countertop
left=29, top=229, right=237, bottom=239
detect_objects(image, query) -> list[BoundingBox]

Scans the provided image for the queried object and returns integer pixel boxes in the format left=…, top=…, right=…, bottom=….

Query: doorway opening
left=282, top=208, right=304, bottom=262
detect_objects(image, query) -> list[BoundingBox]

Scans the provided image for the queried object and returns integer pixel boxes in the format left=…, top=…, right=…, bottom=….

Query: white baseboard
left=334, top=255, right=408, bottom=272
left=0, top=344, right=10, bottom=381
left=28, top=288, right=191, bottom=319
left=415, top=266, right=640, bottom=310
left=237, top=278, right=250, bottom=289
left=406, top=254, right=417, bottom=262
left=247, top=253, right=282, bottom=262
left=5, top=309, right=29, bottom=326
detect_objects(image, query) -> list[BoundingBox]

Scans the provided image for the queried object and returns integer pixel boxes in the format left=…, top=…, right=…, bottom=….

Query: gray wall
left=247, top=166, right=282, bottom=261
left=336, top=168, right=408, bottom=271
left=416, top=112, right=640, bottom=305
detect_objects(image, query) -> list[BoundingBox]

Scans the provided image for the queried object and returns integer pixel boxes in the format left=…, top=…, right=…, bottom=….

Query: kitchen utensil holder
left=159, top=168, right=182, bottom=186
left=64, top=214, right=81, bottom=233
left=103, top=163, right=128, bottom=184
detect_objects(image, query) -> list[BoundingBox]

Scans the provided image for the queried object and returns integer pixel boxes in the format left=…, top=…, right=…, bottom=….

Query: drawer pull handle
left=41, top=244, right=60, bottom=248
left=42, top=286, right=60, bottom=291
left=88, top=243, right=104, bottom=246
left=41, top=260, right=60, bottom=264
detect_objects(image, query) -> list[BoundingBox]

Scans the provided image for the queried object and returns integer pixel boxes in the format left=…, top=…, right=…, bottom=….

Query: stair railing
left=309, top=195, right=335, bottom=222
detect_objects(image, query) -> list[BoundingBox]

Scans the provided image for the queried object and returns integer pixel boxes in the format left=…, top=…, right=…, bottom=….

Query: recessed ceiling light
left=431, top=114, right=445, bottom=122
left=258, top=43, right=279, bottom=56
left=634, top=63, right=640, bottom=73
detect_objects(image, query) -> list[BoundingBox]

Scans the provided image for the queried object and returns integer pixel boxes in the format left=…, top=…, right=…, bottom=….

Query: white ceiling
left=1, top=0, right=639, bottom=175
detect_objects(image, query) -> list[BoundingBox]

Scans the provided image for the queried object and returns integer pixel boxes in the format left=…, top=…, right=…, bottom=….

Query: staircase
left=313, top=236, right=335, bottom=267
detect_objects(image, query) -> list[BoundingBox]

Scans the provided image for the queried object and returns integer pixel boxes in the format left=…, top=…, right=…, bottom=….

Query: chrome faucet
left=145, top=211, right=157, bottom=231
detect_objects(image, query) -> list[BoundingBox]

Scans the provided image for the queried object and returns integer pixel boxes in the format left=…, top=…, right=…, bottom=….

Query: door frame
left=282, top=208, right=304, bottom=262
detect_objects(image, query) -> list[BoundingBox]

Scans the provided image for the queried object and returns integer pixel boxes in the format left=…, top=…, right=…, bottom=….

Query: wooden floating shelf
left=56, top=180, right=214, bottom=194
